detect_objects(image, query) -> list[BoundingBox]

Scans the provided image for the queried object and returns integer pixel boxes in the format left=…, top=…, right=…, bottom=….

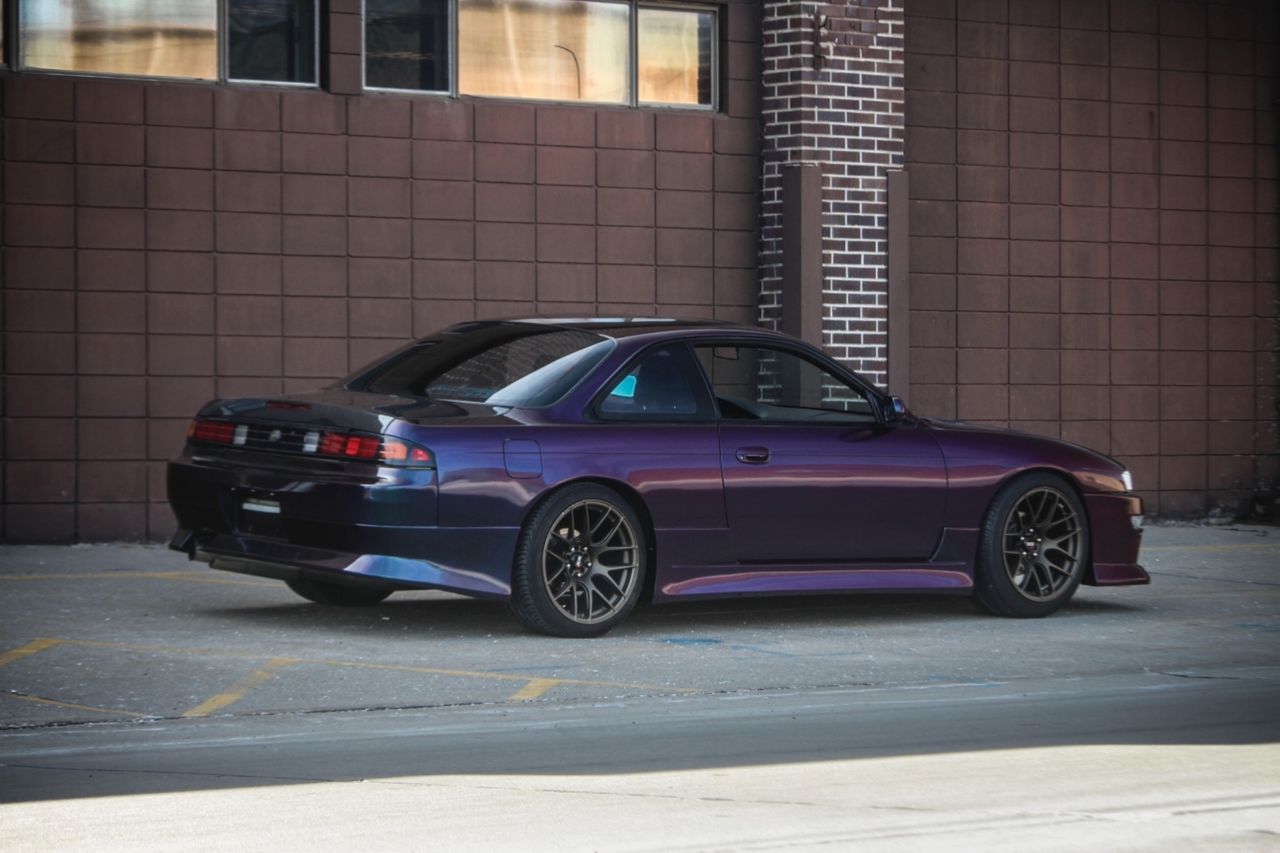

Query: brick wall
left=904, top=0, right=1279, bottom=517
left=759, top=0, right=905, bottom=386
left=0, top=0, right=762, bottom=541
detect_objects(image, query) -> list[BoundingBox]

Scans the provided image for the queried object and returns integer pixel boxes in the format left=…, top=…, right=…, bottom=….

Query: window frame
left=691, top=340, right=888, bottom=426
left=590, top=341, right=718, bottom=424
left=11, top=0, right=320, bottom=86
left=635, top=1, right=718, bottom=111
left=363, top=0, right=719, bottom=111
left=224, top=0, right=322, bottom=87
left=362, top=0, right=455, bottom=95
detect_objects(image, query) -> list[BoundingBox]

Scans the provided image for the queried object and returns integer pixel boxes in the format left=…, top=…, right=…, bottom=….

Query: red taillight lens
left=186, top=418, right=433, bottom=468
left=380, top=438, right=434, bottom=466
left=188, top=419, right=234, bottom=444
left=310, top=431, right=433, bottom=467
left=343, top=435, right=381, bottom=460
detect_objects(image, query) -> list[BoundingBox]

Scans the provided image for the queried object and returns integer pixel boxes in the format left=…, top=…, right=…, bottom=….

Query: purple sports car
left=168, top=318, right=1147, bottom=637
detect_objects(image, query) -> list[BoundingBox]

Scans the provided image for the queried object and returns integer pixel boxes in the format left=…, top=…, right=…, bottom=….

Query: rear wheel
left=974, top=473, right=1088, bottom=618
left=510, top=484, right=647, bottom=638
left=286, top=577, right=392, bottom=607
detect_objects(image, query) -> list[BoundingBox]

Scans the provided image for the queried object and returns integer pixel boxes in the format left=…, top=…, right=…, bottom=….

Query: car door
left=694, top=343, right=947, bottom=563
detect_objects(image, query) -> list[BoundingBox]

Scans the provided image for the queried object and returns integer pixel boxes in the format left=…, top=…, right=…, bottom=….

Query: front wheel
left=509, top=484, right=647, bottom=637
left=974, top=473, right=1089, bottom=618
left=286, top=577, right=392, bottom=607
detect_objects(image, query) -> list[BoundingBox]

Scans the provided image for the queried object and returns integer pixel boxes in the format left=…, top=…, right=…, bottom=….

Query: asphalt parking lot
left=1, top=524, right=1278, bottom=726
left=2, top=523, right=1278, bottom=850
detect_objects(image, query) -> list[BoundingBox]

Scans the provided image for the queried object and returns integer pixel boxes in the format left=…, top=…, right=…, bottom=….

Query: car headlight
left=1121, top=470, right=1134, bottom=492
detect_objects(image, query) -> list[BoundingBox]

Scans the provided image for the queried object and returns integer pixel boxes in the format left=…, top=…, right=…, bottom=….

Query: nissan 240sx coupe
left=168, top=318, right=1148, bottom=637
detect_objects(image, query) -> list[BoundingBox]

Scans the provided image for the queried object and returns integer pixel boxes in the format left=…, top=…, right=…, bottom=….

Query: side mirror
left=885, top=395, right=907, bottom=422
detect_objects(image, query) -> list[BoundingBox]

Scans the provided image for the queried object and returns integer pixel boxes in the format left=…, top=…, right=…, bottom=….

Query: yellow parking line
left=508, top=678, right=560, bottom=702
left=0, top=570, right=272, bottom=588
left=182, top=657, right=298, bottom=718
left=0, top=638, right=62, bottom=668
left=3, top=690, right=146, bottom=718
left=56, top=638, right=695, bottom=694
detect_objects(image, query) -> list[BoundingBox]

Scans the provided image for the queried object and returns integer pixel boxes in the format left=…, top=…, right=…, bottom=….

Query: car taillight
left=310, top=432, right=433, bottom=467
left=187, top=418, right=433, bottom=468
left=380, top=438, right=434, bottom=465
left=188, top=419, right=234, bottom=444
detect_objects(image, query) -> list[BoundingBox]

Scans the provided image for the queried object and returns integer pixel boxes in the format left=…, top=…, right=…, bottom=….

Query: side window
left=694, top=345, right=876, bottom=423
left=598, top=345, right=713, bottom=421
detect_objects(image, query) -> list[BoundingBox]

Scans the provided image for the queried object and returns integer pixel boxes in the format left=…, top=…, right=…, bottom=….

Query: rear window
left=359, top=329, right=613, bottom=407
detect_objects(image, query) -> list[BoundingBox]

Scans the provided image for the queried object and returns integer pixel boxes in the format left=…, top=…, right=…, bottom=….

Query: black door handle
left=735, top=447, right=770, bottom=464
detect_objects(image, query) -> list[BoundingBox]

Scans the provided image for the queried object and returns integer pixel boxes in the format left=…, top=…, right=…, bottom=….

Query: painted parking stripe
left=0, top=638, right=62, bottom=668
left=2, top=690, right=146, bottom=719
left=182, top=657, right=299, bottom=718
left=508, top=678, right=560, bottom=702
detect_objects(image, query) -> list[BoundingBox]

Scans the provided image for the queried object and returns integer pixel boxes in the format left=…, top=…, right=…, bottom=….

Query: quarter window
left=599, top=345, right=714, bottom=421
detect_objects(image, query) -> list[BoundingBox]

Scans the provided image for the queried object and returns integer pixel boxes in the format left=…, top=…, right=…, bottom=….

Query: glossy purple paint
left=167, top=320, right=1148, bottom=612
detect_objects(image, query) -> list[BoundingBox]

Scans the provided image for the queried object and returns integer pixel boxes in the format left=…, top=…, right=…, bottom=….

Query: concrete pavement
left=1, top=523, right=1278, bottom=850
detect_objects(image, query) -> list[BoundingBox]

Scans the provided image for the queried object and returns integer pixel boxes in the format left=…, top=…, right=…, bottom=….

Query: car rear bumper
left=172, top=528, right=516, bottom=598
left=1084, top=492, right=1149, bottom=586
left=168, top=452, right=517, bottom=599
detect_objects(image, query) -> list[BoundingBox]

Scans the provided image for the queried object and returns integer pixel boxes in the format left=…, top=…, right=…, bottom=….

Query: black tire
left=974, top=472, right=1089, bottom=618
left=509, top=483, right=648, bottom=638
left=286, top=577, right=392, bottom=607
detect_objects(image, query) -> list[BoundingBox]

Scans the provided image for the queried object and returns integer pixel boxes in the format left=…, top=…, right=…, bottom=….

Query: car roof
left=444, top=316, right=765, bottom=340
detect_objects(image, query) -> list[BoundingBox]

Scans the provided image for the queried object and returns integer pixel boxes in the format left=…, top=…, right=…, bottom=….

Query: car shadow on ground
left=195, top=590, right=1146, bottom=639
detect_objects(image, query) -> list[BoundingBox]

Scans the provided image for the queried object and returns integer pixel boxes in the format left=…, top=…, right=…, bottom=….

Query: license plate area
left=238, top=496, right=284, bottom=537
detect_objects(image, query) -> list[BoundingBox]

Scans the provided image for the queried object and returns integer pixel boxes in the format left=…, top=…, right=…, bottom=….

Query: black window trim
left=588, top=340, right=718, bottom=424
left=689, top=337, right=891, bottom=426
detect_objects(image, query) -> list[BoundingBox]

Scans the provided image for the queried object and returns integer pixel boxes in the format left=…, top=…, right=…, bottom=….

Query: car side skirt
left=654, top=527, right=980, bottom=600
left=659, top=566, right=973, bottom=598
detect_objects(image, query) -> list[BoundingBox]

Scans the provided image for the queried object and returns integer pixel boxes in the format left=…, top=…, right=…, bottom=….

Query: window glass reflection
left=638, top=5, right=713, bottom=106
left=20, top=0, right=217, bottom=79
left=458, top=0, right=629, bottom=104
left=366, top=0, right=449, bottom=91
left=228, top=0, right=316, bottom=83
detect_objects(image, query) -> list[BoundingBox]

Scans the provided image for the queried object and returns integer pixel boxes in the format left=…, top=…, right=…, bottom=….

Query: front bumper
left=1084, top=492, right=1150, bottom=586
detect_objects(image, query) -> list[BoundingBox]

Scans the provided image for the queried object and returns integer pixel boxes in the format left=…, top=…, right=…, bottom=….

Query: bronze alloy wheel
left=1001, top=485, right=1083, bottom=602
left=541, top=498, right=641, bottom=625
left=974, top=472, right=1090, bottom=618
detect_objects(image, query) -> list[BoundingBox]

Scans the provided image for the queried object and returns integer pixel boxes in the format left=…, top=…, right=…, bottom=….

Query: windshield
left=359, top=328, right=613, bottom=407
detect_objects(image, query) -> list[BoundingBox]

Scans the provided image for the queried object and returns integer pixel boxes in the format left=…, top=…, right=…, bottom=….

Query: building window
left=365, top=0, right=449, bottom=91
left=16, top=0, right=317, bottom=84
left=458, top=0, right=629, bottom=104
left=638, top=5, right=714, bottom=107
left=372, top=0, right=718, bottom=110
left=229, top=0, right=318, bottom=84
left=20, top=0, right=218, bottom=79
